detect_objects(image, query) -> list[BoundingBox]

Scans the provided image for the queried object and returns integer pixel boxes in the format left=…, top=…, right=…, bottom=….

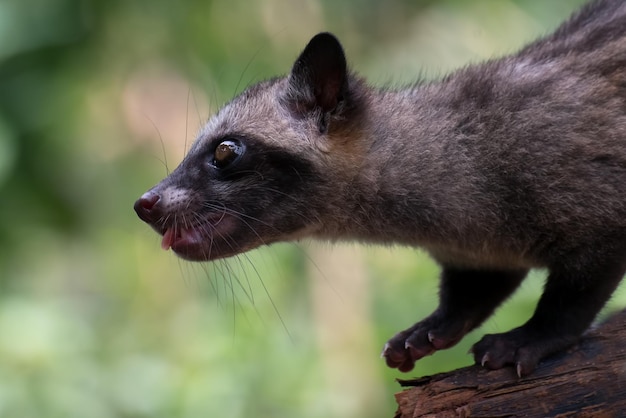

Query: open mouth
left=160, top=225, right=203, bottom=251
left=158, top=213, right=238, bottom=261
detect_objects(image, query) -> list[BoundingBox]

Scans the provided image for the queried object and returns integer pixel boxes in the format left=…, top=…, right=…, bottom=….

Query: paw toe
left=405, top=340, right=435, bottom=360
left=381, top=340, right=410, bottom=368
left=473, top=334, right=517, bottom=370
left=471, top=328, right=568, bottom=376
left=383, top=315, right=472, bottom=372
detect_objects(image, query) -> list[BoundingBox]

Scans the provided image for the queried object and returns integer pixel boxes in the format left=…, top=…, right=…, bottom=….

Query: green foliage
left=0, top=0, right=618, bottom=417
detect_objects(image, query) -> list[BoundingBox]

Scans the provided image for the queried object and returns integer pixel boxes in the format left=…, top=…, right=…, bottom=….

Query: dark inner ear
left=288, top=32, right=348, bottom=114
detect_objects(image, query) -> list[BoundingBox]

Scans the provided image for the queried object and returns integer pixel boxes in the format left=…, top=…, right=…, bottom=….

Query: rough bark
left=395, top=309, right=626, bottom=418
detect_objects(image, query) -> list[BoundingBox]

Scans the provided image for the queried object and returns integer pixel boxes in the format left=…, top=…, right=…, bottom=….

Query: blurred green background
left=2, top=0, right=623, bottom=417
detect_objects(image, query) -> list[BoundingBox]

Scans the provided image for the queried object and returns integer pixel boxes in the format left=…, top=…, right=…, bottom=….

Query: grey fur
left=136, top=0, right=626, bottom=375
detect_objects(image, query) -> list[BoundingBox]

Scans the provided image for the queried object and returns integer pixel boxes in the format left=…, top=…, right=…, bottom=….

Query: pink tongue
left=161, top=228, right=175, bottom=250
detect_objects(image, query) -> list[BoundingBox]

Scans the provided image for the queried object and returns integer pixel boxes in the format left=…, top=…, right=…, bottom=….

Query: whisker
left=188, top=206, right=294, bottom=340
left=233, top=45, right=266, bottom=97
left=201, top=201, right=288, bottom=237
left=185, top=87, right=191, bottom=156
left=195, top=261, right=222, bottom=307
left=143, top=113, right=170, bottom=175
left=254, top=262, right=294, bottom=343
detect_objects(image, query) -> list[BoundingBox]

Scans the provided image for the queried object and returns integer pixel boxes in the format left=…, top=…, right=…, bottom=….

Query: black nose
left=134, top=192, right=161, bottom=223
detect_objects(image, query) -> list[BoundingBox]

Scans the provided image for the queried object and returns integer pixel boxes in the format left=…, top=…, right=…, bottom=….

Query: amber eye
left=212, top=139, right=244, bottom=169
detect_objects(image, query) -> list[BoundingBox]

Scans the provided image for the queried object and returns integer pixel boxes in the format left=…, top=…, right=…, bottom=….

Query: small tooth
left=428, top=332, right=435, bottom=343
left=516, top=363, right=523, bottom=378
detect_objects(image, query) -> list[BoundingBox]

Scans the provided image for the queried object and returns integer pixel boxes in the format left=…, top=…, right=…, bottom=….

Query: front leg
left=383, top=267, right=527, bottom=372
left=473, top=256, right=626, bottom=377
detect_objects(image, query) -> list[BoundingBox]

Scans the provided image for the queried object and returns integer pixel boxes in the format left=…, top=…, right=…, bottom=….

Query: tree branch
left=394, top=309, right=626, bottom=417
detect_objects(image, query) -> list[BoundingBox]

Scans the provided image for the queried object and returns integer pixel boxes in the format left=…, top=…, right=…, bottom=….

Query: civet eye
left=212, top=139, right=244, bottom=169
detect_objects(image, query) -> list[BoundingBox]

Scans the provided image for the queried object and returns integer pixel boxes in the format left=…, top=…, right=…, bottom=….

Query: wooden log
left=394, top=309, right=626, bottom=418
